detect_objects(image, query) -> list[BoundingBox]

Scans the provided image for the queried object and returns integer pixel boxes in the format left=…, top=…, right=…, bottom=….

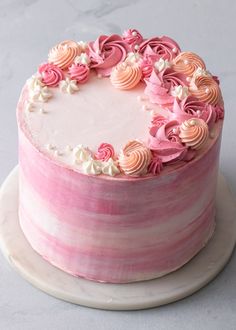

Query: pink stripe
left=19, top=200, right=215, bottom=282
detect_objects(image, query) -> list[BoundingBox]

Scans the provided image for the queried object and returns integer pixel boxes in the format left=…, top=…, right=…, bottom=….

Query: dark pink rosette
left=88, top=34, right=129, bottom=76
left=38, top=63, right=64, bottom=87
left=95, top=143, right=115, bottom=161
left=68, top=63, right=90, bottom=84
left=214, top=104, right=224, bottom=121
left=149, top=115, right=168, bottom=136
left=170, top=96, right=224, bottom=129
left=144, top=68, right=187, bottom=106
left=138, top=36, right=181, bottom=61
left=122, top=29, right=143, bottom=50
left=147, top=151, right=163, bottom=174
left=148, top=120, right=195, bottom=163
left=138, top=53, right=160, bottom=80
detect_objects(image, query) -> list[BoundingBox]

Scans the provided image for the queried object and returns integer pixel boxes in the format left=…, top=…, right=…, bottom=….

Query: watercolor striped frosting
left=17, top=29, right=224, bottom=283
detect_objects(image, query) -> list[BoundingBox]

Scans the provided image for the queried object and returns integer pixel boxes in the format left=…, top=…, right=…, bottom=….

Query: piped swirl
left=118, top=141, right=152, bottom=176
left=189, top=75, right=222, bottom=106
left=48, top=40, right=81, bottom=70
left=172, top=52, right=206, bottom=77
left=110, top=62, right=142, bottom=90
left=179, top=118, right=209, bottom=150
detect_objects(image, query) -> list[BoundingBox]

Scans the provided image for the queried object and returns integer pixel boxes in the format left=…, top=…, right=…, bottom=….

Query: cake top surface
left=18, top=29, right=224, bottom=179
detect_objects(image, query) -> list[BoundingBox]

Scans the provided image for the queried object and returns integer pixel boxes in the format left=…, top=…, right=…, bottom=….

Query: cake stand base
left=0, top=166, right=235, bottom=310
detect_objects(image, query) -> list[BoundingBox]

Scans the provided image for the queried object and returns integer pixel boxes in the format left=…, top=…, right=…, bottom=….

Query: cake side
left=18, top=117, right=222, bottom=282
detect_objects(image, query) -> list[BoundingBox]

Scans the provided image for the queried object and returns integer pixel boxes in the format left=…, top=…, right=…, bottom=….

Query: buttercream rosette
left=38, top=63, right=64, bottom=87
left=118, top=140, right=152, bottom=176
left=179, top=118, right=209, bottom=150
left=172, top=52, right=206, bottom=77
left=68, top=63, right=90, bottom=84
left=170, top=96, right=224, bottom=128
left=88, top=34, right=129, bottom=76
left=95, top=143, right=115, bottom=162
left=144, top=68, right=188, bottom=106
left=138, top=36, right=181, bottom=61
left=110, top=62, right=142, bottom=90
left=122, top=29, right=143, bottom=50
left=48, top=40, right=81, bottom=70
left=189, top=75, right=223, bottom=106
left=148, top=120, right=195, bottom=163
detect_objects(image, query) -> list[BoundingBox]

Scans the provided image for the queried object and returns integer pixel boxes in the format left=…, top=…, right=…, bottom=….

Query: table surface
left=0, top=0, right=235, bottom=329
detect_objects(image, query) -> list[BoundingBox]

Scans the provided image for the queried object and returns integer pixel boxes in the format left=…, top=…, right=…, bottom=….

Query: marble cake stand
left=0, top=166, right=235, bottom=310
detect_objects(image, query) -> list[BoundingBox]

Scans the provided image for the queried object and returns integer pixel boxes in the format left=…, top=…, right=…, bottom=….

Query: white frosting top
left=22, top=73, right=164, bottom=160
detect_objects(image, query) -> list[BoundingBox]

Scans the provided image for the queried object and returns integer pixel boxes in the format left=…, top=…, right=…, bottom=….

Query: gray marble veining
left=0, top=0, right=236, bottom=329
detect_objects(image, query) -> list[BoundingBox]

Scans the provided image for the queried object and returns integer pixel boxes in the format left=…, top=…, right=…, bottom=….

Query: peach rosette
left=179, top=118, right=209, bottom=150
left=172, top=52, right=206, bottom=77
left=48, top=40, right=81, bottom=70
left=118, top=141, right=152, bottom=176
left=110, top=62, right=142, bottom=90
left=189, top=75, right=222, bottom=106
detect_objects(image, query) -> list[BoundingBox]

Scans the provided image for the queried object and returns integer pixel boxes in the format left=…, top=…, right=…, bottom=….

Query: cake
left=17, top=29, right=224, bottom=283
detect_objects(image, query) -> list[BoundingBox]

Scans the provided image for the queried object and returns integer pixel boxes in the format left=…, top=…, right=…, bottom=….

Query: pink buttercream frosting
left=38, top=63, right=64, bottom=87
left=88, top=34, right=129, bottom=76
left=122, top=29, right=143, bottom=50
left=68, top=63, right=90, bottom=84
left=95, top=143, right=115, bottom=161
left=147, top=151, right=163, bottom=174
left=148, top=120, right=192, bottom=163
left=170, top=96, right=224, bottom=129
left=138, top=36, right=181, bottom=60
left=144, top=68, right=187, bottom=106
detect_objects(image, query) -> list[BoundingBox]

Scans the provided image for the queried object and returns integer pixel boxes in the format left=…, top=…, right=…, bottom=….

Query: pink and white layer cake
left=17, top=29, right=224, bottom=283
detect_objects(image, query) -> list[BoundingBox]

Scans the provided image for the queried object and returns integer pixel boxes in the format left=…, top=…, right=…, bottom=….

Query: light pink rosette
left=169, top=96, right=224, bottom=128
left=144, top=68, right=187, bottom=106
left=148, top=120, right=195, bottom=163
left=68, top=64, right=90, bottom=84
left=138, top=36, right=181, bottom=61
left=139, top=55, right=153, bottom=80
left=147, top=151, right=163, bottom=174
left=95, top=143, right=115, bottom=161
left=88, top=34, right=129, bottom=76
left=122, top=29, right=143, bottom=50
left=118, top=140, right=152, bottom=176
left=149, top=115, right=168, bottom=136
left=48, top=40, right=81, bottom=70
left=38, top=63, right=64, bottom=87
left=138, top=54, right=160, bottom=80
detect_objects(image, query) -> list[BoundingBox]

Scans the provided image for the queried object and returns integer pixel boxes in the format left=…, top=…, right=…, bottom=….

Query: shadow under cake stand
left=0, top=166, right=235, bottom=310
